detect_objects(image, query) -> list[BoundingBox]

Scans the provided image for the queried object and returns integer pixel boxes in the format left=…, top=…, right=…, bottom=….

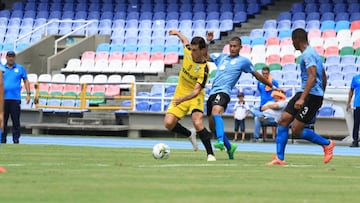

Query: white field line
left=138, top=163, right=238, bottom=168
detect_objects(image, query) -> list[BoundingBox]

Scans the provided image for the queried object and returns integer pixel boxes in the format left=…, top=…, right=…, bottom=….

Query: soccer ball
left=152, top=143, right=170, bottom=159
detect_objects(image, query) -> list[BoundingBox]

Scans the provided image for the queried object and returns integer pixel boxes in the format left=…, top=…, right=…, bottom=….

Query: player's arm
left=0, top=71, right=4, bottom=130
left=301, top=66, right=316, bottom=100
left=261, top=103, right=280, bottom=111
left=24, top=79, right=31, bottom=104
left=322, top=68, right=327, bottom=91
left=347, top=88, right=354, bottom=112
left=173, top=83, right=203, bottom=106
left=169, top=29, right=189, bottom=46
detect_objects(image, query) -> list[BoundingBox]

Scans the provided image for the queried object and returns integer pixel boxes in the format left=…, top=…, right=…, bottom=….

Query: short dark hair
left=191, top=36, right=206, bottom=49
left=292, top=28, right=308, bottom=42
left=229, top=36, right=242, bottom=45
left=262, top=66, right=270, bottom=72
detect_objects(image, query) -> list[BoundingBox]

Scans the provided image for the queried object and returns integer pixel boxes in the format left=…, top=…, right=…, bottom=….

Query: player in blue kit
left=267, top=28, right=334, bottom=166
left=206, top=36, right=275, bottom=159
left=1, top=51, right=31, bottom=144
left=0, top=62, right=5, bottom=172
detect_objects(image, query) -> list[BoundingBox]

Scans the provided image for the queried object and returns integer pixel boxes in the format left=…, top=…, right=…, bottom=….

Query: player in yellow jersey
left=164, top=30, right=216, bottom=161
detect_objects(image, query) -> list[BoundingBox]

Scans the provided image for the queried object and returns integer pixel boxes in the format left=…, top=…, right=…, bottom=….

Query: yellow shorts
left=166, top=95, right=205, bottom=119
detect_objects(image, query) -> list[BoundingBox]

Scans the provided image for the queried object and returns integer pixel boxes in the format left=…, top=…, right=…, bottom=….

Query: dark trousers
left=2, top=100, right=21, bottom=143
left=353, top=107, right=360, bottom=142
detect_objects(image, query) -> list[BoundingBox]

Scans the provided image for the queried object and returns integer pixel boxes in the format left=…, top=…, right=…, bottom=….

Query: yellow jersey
left=174, top=45, right=209, bottom=97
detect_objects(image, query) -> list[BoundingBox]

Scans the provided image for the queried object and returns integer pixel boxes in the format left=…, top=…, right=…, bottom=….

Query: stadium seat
left=350, top=20, right=360, bottom=31
left=340, top=46, right=355, bottom=56
left=164, top=52, right=179, bottom=65
left=335, top=20, right=350, bottom=32
left=317, top=106, right=335, bottom=117
left=150, top=60, right=165, bottom=73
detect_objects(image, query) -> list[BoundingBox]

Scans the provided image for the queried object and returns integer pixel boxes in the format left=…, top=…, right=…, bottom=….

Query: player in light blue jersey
left=0, top=63, right=5, bottom=173
left=267, top=28, right=334, bottom=166
left=206, top=36, right=275, bottom=159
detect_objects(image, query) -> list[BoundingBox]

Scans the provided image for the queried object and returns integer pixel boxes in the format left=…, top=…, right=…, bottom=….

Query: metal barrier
left=33, top=81, right=135, bottom=110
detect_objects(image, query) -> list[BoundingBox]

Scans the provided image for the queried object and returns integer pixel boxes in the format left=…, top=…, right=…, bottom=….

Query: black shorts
left=285, top=92, right=323, bottom=123
left=206, top=92, right=230, bottom=116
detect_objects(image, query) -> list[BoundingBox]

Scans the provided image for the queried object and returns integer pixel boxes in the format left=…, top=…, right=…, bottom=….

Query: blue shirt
left=3, top=63, right=28, bottom=100
left=209, top=54, right=255, bottom=96
left=350, top=74, right=360, bottom=107
left=298, top=46, right=325, bottom=96
left=257, top=79, right=279, bottom=107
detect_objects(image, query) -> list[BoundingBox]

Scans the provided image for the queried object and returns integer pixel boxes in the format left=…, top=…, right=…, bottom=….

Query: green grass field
left=0, top=144, right=359, bottom=203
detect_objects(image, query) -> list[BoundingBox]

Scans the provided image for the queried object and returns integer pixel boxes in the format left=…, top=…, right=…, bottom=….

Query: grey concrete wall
left=15, top=35, right=110, bottom=75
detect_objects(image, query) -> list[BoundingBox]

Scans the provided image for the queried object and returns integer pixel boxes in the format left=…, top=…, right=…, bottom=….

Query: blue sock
left=213, top=115, right=224, bottom=142
left=223, top=135, right=231, bottom=151
left=300, top=129, right=330, bottom=146
left=276, top=125, right=289, bottom=161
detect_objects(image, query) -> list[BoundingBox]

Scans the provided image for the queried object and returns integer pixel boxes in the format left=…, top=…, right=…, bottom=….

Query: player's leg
left=240, top=120, right=245, bottom=141
left=294, top=94, right=333, bottom=163
left=164, top=112, right=189, bottom=135
left=10, top=100, right=21, bottom=144
left=351, top=107, right=360, bottom=147
left=234, top=119, right=239, bottom=141
left=192, top=110, right=215, bottom=160
left=1, top=100, right=10, bottom=143
left=253, top=116, right=261, bottom=140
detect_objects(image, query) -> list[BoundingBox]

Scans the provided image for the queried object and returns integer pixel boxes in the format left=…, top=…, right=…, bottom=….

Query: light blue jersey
left=3, top=63, right=28, bottom=100
left=209, top=54, right=255, bottom=96
left=298, top=46, right=325, bottom=96
left=350, top=74, right=360, bottom=107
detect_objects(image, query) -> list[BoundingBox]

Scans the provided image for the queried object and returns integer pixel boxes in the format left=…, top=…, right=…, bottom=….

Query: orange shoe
left=0, top=166, right=7, bottom=173
left=323, top=140, right=334, bottom=164
left=266, top=155, right=286, bottom=166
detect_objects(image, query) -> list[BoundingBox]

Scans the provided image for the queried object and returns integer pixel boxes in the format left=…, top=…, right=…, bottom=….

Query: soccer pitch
left=0, top=138, right=359, bottom=203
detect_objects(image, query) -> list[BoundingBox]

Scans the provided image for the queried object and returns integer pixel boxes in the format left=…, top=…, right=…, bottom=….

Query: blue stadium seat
left=234, top=3, right=247, bottom=12
left=319, top=3, right=333, bottom=14
left=207, top=11, right=220, bottom=21
left=335, top=20, right=350, bottom=32
left=240, top=36, right=251, bottom=45
left=278, top=29, right=292, bottom=39
left=251, top=37, right=266, bottom=47
left=291, top=3, right=304, bottom=13
left=333, top=3, right=347, bottom=13
left=335, top=12, right=350, bottom=22
left=149, top=101, right=162, bottom=112
left=321, top=21, right=336, bottom=32
left=304, top=3, right=318, bottom=14
left=350, top=12, right=360, bottom=22
left=306, top=12, right=320, bottom=21
left=277, top=20, right=291, bottom=30
left=153, top=12, right=166, bottom=20
left=277, top=12, right=291, bottom=22
left=292, top=20, right=306, bottom=30
left=348, top=3, right=360, bottom=14
left=263, top=19, right=277, bottom=30
left=292, top=12, right=306, bottom=21
left=306, top=20, right=320, bottom=31
left=233, top=11, right=247, bottom=23
left=247, top=3, right=261, bottom=15
left=317, top=106, right=335, bottom=117
left=321, top=12, right=335, bottom=22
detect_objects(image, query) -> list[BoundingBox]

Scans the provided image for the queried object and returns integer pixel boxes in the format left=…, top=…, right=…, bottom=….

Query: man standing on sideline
left=164, top=30, right=216, bottom=161
left=267, top=28, right=334, bottom=166
left=1, top=51, right=30, bottom=144
left=206, top=35, right=276, bottom=160
left=256, top=66, right=279, bottom=141
left=346, top=73, right=360, bottom=147
left=233, top=92, right=249, bottom=142
left=0, top=61, right=6, bottom=172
